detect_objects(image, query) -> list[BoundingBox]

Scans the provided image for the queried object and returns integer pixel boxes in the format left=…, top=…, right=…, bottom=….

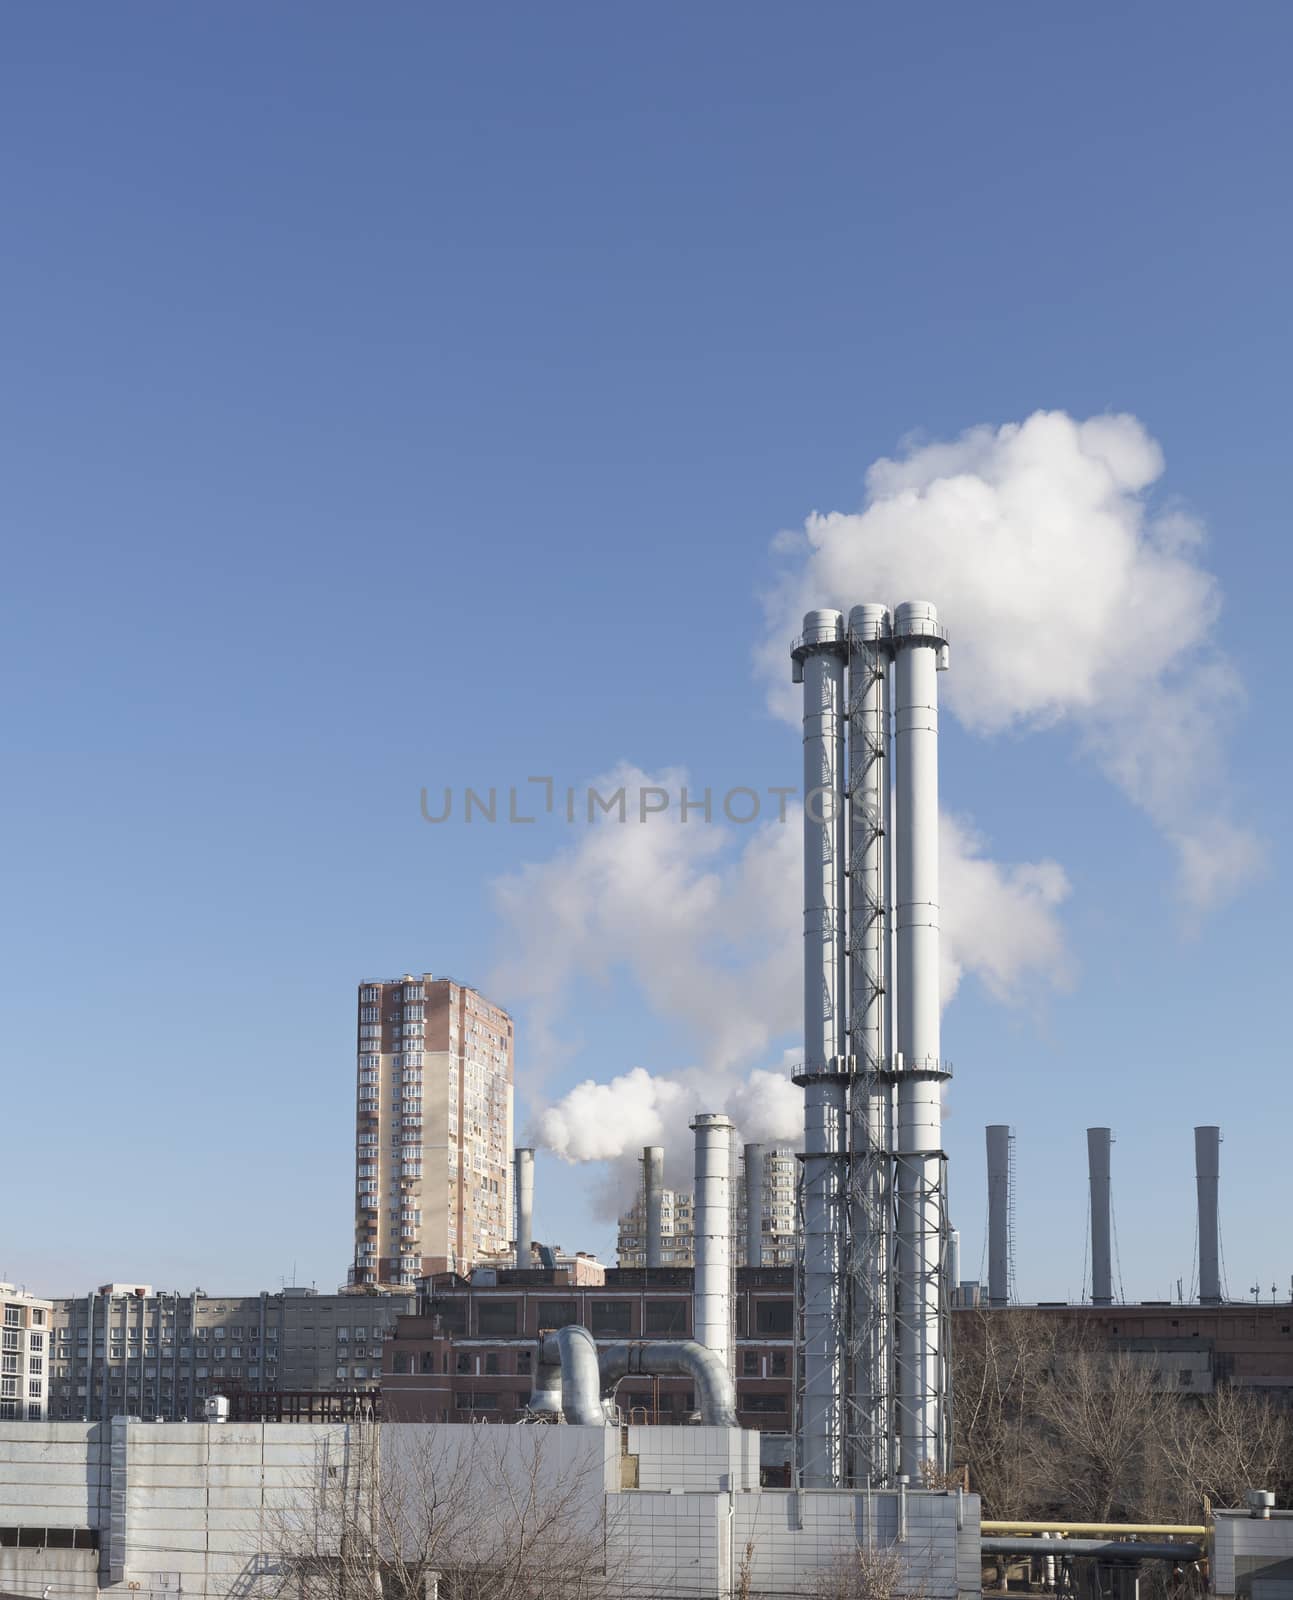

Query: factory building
left=352, top=973, right=513, bottom=1289
left=0, top=1418, right=981, bottom=1600
left=381, top=1264, right=797, bottom=1446
left=616, top=1143, right=799, bottom=1268
left=45, top=1285, right=413, bottom=1421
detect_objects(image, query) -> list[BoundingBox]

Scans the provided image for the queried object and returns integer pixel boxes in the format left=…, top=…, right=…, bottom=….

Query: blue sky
left=1, top=3, right=1289, bottom=1304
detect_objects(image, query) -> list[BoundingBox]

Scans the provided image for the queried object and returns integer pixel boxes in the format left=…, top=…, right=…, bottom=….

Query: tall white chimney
left=986, top=1125, right=1012, bottom=1309
left=691, top=1113, right=735, bottom=1375
left=1195, top=1126, right=1222, bottom=1305
left=514, top=1147, right=534, bottom=1269
left=744, top=1143, right=765, bottom=1269
left=892, top=600, right=951, bottom=1480
left=643, top=1146, right=665, bottom=1270
left=1087, top=1128, right=1113, bottom=1306
left=791, top=610, right=850, bottom=1487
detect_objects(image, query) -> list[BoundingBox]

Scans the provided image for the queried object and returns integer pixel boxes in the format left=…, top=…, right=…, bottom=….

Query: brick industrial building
left=382, top=1274, right=1293, bottom=1447
left=382, top=1264, right=797, bottom=1463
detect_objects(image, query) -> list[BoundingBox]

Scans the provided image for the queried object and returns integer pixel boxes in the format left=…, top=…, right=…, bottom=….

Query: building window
left=477, top=1302, right=519, bottom=1337
left=536, top=1301, right=579, bottom=1330
left=742, top=1394, right=787, bottom=1414
left=590, top=1301, right=633, bottom=1337
left=742, top=1352, right=760, bottom=1376
left=754, top=1301, right=793, bottom=1336
left=644, top=1301, right=688, bottom=1337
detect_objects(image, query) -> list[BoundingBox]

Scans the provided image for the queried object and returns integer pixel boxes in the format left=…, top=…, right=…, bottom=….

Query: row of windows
left=430, top=1296, right=793, bottom=1339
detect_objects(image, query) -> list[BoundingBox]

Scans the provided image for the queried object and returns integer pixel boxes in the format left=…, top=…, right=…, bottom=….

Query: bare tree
left=260, top=1421, right=630, bottom=1600
left=806, top=1543, right=927, bottom=1600
left=1031, top=1348, right=1168, bottom=1521
left=1157, top=1385, right=1293, bottom=1518
left=952, top=1310, right=1073, bottom=1518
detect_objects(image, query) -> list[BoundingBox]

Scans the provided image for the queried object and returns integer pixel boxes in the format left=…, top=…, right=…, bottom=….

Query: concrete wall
left=1213, top=1511, right=1293, bottom=1598
left=0, top=1418, right=979, bottom=1600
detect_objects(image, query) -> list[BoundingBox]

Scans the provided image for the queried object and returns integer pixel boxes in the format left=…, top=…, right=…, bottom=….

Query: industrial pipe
left=981, top=1522, right=1207, bottom=1538
left=744, top=1143, right=765, bottom=1269
left=528, top=1349, right=564, bottom=1416
left=643, top=1146, right=665, bottom=1270
left=599, top=1339, right=738, bottom=1428
left=514, top=1147, right=534, bottom=1269
left=986, top=1125, right=1011, bottom=1308
left=982, top=1538, right=1203, bottom=1564
left=847, top=601, right=893, bottom=1489
left=540, top=1326, right=603, bottom=1425
left=1195, top=1126, right=1222, bottom=1305
left=1088, top=1128, right=1114, bottom=1306
left=792, top=608, right=851, bottom=1489
left=892, top=600, right=951, bottom=1481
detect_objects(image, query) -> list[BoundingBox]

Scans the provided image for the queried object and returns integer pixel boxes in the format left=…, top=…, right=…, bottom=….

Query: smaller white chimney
left=514, top=1147, right=534, bottom=1269
left=691, top=1114, right=735, bottom=1374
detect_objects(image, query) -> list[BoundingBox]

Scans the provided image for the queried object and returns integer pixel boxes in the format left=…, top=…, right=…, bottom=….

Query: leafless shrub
left=262, top=1421, right=626, bottom=1600
left=806, top=1542, right=926, bottom=1600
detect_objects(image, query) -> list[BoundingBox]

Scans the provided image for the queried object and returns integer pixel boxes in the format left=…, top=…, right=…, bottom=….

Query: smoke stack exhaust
left=791, top=609, right=849, bottom=1488
left=744, top=1143, right=765, bottom=1269
left=643, top=1146, right=664, bottom=1270
left=1087, top=1128, right=1114, bottom=1306
left=1195, top=1126, right=1222, bottom=1305
left=847, top=601, right=893, bottom=1489
left=691, top=1113, right=735, bottom=1376
left=892, top=601, right=951, bottom=1481
left=985, top=1125, right=1012, bottom=1308
left=514, top=1147, right=534, bottom=1269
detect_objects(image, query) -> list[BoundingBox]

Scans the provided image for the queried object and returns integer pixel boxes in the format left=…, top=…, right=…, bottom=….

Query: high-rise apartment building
left=352, top=974, right=514, bottom=1288
left=616, top=1146, right=799, bottom=1268
left=0, top=1284, right=52, bottom=1420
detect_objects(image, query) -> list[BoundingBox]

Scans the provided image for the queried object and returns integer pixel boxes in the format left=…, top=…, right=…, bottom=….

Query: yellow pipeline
left=981, top=1521, right=1207, bottom=1538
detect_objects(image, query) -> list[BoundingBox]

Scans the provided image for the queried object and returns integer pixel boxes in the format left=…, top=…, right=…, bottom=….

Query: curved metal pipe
left=527, top=1350, right=564, bottom=1416
left=598, top=1339, right=738, bottom=1428
left=540, top=1326, right=603, bottom=1425
left=982, top=1538, right=1203, bottom=1564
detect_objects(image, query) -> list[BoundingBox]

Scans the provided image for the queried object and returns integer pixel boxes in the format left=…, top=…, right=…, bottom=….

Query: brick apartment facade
left=353, top=974, right=513, bottom=1288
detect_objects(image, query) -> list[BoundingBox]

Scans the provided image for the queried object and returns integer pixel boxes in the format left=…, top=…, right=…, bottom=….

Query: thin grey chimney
left=643, top=1146, right=664, bottom=1270
left=1195, top=1126, right=1222, bottom=1305
left=986, top=1125, right=1011, bottom=1308
left=1088, top=1128, right=1113, bottom=1306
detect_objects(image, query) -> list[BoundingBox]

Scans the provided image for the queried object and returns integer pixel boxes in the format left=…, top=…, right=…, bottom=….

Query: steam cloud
left=504, top=410, right=1255, bottom=1220
left=759, top=409, right=1262, bottom=909
left=495, top=763, right=1070, bottom=1216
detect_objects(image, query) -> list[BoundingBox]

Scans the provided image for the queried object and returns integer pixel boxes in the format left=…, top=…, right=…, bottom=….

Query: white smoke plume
left=497, top=763, right=1071, bottom=1212
left=759, top=410, right=1263, bottom=909
left=532, top=1059, right=805, bottom=1221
